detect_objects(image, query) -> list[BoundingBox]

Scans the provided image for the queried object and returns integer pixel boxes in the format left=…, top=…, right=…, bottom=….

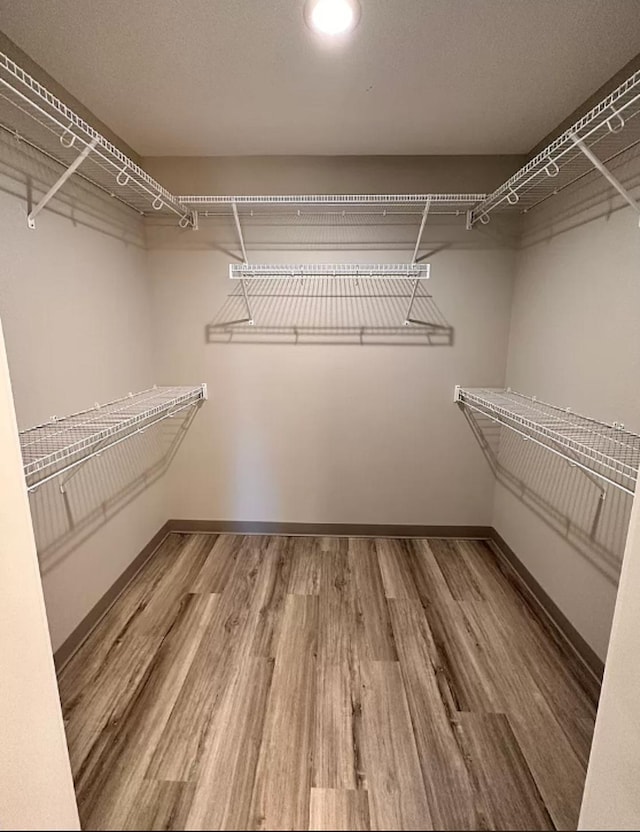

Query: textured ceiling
left=1, top=0, right=640, bottom=156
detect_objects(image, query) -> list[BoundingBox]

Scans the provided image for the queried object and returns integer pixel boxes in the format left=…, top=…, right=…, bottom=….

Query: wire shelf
left=180, top=193, right=484, bottom=208
left=20, top=385, right=206, bottom=490
left=0, top=51, right=191, bottom=222
left=471, top=69, right=640, bottom=224
left=229, top=263, right=430, bottom=280
left=455, top=387, right=640, bottom=494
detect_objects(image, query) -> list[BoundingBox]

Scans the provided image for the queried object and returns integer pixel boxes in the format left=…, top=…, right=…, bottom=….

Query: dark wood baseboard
left=488, top=528, right=604, bottom=684
left=53, top=521, right=172, bottom=672
left=166, top=519, right=494, bottom=538
left=54, top=519, right=604, bottom=689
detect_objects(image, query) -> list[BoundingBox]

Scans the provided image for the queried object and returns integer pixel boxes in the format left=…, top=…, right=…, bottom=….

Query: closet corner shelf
left=454, top=386, right=640, bottom=495
left=470, top=68, right=640, bottom=225
left=20, top=384, right=207, bottom=491
left=0, top=51, right=194, bottom=225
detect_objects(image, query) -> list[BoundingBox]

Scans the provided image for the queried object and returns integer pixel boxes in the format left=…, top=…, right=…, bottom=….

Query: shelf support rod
left=27, top=137, right=99, bottom=229
left=231, top=199, right=249, bottom=264
left=572, top=135, right=640, bottom=223
left=411, top=197, right=431, bottom=264
left=404, top=198, right=431, bottom=325
left=231, top=199, right=254, bottom=324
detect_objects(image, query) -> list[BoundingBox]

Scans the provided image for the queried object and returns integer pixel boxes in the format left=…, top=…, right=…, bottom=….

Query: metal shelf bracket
left=27, top=136, right=99, bottom=228
left=572, top=134, right=640, bottom=226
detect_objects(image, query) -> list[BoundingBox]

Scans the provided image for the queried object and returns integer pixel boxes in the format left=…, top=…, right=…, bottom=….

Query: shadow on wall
left=205, top=277, right=454, bottom=345
left=29, top=407, right=197, bottom=573
left=0, top=127, right=145, bottom=246
left=464, top=409, right=630, bottom=584
left=519, top=142, right=640, bottom=247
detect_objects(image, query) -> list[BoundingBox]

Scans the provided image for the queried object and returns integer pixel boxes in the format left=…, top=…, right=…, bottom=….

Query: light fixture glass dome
left=305, top=0, right=361, bottom=36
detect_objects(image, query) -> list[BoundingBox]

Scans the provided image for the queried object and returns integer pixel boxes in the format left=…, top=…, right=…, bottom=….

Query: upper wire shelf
left=20, top=385, right=207, bottom=491
left=455, top=386, right=640, bottom=495
left=229, top=262, right=430, bottom=279
left=470, top=68, right=640, bottom=224
left=180, top=193, right=484, bottom=208
left=0, top=51, right=192, bottom=223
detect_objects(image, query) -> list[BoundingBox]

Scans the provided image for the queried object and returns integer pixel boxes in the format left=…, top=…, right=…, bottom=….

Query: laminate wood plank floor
left=58, top=533, right=599, bottom=831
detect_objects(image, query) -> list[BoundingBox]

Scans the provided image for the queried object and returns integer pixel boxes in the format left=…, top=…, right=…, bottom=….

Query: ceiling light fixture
left=304, top=0, right=361, bottom=36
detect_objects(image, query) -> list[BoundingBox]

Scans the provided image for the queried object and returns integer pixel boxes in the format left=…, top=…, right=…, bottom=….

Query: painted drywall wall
left=492, top=149, right=640, bottom=661
left=0, top=133, right=169, bottom=651
left=144, top=156, right=520, bottom=526
left=579, top=484, right=640, bottom=829
left=0, top=318, right=79, bottom=830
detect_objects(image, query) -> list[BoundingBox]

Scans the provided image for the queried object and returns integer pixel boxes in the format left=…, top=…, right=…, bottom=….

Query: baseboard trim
left=488, top=528, right=604, bottom=684
left=53, top=521, right=172, bottom=672
left=165, top=519, right=494, bottom=538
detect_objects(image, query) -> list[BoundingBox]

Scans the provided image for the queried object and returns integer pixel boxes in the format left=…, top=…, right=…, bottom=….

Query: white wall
left=0, top=133, right=169, bottom=651
left=492, top=149, right=640, bottom=661
left=145, top=156, right=519, bottom=527
left=0, top=318, right=79, bottom=830
left=579, top=483, right=640, bottom=829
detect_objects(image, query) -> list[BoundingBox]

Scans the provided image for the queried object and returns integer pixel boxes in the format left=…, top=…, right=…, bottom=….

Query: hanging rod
left=455, top=386, right=640, bottom=495
left=0, top=51, right=194, bottom=226
left=470, top=67, right=640, bottom=225
left=20, top=385, right=207, bottom=491
left=229, top=263, right=430, bottom=279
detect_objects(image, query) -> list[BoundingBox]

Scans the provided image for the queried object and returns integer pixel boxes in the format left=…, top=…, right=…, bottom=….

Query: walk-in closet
left=2, top=2, right=640, bottom=830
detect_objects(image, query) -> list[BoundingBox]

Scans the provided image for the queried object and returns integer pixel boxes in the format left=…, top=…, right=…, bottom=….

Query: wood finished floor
left=58, top=534, right=599, bottom=831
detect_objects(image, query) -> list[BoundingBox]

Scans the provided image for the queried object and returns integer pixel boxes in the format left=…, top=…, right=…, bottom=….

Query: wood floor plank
left=146, top=536, right=270, bottom=782
left=185, top=656, right=275, bottom=830
left=461, top=594, right=587, bottom=830
left=288, top=536, right=322, bottom=595
left=122, top=780, right=196, bottom=831
left=314, top=539, right=366, bottom=791
left=190, top=534, right=245, bottom=593
left=134, top=534, right=217, bottom=634
left=309, top=788, right=370, bottom=831
left=249, top=594, right=318, bottom=831
left=348, top=537, right=397, bottom=660
left=459, top=539, right=598, bottom=764
left=314, top=661, right=365, bottom=792
left=75, top=593, right=217, bottom=829
left=376, top=538, right=421, bottom=600
left=458, top=713, right=554, bottom=831
left=428, top=538, right=486, bottom=602
left=405, top=539, right=498, bottom=713
left=248, top=535, right=294, bottom=658
left=58, top=532, right=186, bottom=706
left=360, top=660, right=433, bottom=831
left=388, top=599, right=479, bottom=830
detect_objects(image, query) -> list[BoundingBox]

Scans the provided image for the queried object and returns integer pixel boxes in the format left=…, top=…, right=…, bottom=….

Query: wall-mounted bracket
left=178, top=209, right=199, bottom=230
left=572, top=135, right=640, bottom=226
left=27, top=136, right=99, bottom=228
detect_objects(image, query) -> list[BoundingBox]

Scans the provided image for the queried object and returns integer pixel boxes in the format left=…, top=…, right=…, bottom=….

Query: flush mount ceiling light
left=304, top=0, right=361, bottom=36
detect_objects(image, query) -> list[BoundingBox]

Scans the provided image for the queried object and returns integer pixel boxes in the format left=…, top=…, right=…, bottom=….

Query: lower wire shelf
left=20, top=384, right=207, bottom=491
left=455, top=386, right=640, bottom=495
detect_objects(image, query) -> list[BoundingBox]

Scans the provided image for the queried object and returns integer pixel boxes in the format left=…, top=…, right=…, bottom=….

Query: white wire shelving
left=229, top=263, right=430, bottom=279
left=180, top=193, right=483, bottom=213
left=20, top=385, right=207, bottom=491
left=229, top=263, right=430, bottom=326
left=0, top=51, right=194, bottom=227
left=470, top=69, right=640, bottom=225
left=455, top=387, right=640, bottom=495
